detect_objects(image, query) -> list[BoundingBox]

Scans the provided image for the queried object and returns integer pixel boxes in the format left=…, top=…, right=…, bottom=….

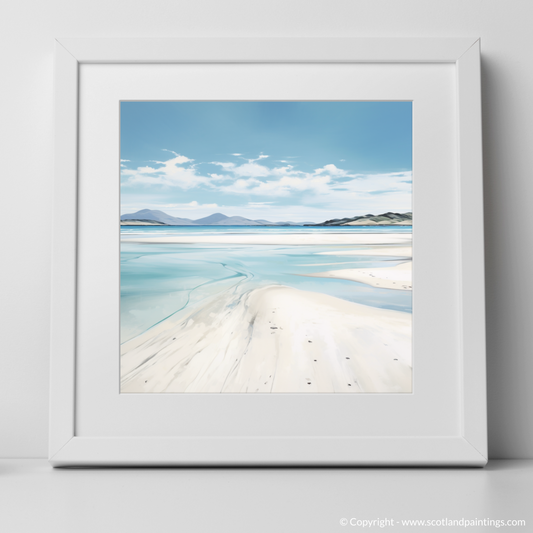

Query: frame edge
left=50, top=436, right=487, bottom=467
left=456, top=39, right=488, bottom=461
left=49, top=40, right=79, bottom=461
left=55, top=37, right=479, bottom=64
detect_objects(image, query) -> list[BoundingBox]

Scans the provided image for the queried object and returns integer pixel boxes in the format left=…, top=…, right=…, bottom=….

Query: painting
left=120, top=101, right=412, bottom=393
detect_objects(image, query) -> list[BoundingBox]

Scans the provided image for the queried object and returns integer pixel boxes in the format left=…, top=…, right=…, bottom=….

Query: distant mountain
left=192, top=213, right=264, bottom=225
left=217, top=216, right=264, bottom=226
left=306, top=212, right=412, bottom=226
left=121, top=209, right=316, bottom=226
left=193, top=213, right=229, bottom=225
left=121, top=209, right=196, bottom=225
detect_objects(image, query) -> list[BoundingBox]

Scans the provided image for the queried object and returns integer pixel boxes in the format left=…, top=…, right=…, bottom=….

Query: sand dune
left=121, top=285, right=411, bottom=394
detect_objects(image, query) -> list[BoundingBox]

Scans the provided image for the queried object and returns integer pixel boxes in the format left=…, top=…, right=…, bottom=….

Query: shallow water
left=120, top=226, right=412, bottom=343
left=120, top=224, right=412, bottom=236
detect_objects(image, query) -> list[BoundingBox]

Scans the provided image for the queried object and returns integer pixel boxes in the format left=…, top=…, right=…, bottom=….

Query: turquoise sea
left=120, top=225, right=412, bottom=343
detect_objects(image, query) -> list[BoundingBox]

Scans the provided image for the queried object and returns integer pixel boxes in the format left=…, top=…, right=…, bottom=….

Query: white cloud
left=121, top=148, right=412, bottom=215
left=231, top=153, right=242, bottom=156
left=217, top=169, right=412, bottom=217
left=212, top=161, right=271, bottom=178
left=152, top=153, right=193, bottom=166
left=221, top=173, right=332, bottom=197
left=247, top=154, right=269, bottom=163
left=120, top=159, right=130, bottom=162
left=209, top=173, right=234, bottom=182
left=233, top=162, right=271, bottom=178
left=122, top=165, right=159, bottom=176
left=211, top=160, right=362, bottom=197
left=270, top=165, right=297, bottom=176
left=121, top=152, right=208, bottom=189
left=127, top=168, right=210, bottom=189
left=211, top=159, right=358, bottom=184
left=211, top=161, right=236, bottom=171
left=160, top=149, right=192, bottom=163
left=315, top=164, right=349, bottom=177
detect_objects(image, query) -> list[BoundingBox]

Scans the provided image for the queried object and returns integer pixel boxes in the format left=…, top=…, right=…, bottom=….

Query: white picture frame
left=50, top=38, right=486, bottom=466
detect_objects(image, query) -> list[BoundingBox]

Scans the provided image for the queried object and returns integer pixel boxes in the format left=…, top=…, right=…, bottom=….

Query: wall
left=1, top=0, right=531, bottom=458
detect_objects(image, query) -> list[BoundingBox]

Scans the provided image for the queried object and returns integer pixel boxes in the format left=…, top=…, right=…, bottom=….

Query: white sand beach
left=121, top=285, right=412, bottom=394
left=125, top=233, right=411, bottom=246
left=303, top=261, right=412, bottom=291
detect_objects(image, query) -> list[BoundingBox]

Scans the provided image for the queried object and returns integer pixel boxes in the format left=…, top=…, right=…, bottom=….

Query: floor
left=0, top=460, right=531, bottom=532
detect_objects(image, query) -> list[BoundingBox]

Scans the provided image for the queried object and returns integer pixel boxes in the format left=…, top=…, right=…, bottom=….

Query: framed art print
left=119, top=100, right=413, bottom=394
left=50, top=38, right=487, bottom=466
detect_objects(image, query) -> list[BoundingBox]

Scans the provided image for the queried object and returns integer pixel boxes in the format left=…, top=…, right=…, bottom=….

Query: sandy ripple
left=121, top=285, right=411, bottom=394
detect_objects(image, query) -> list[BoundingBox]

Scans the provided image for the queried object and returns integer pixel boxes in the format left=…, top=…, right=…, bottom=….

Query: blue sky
left=120, top=101, right=412, bottom=222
